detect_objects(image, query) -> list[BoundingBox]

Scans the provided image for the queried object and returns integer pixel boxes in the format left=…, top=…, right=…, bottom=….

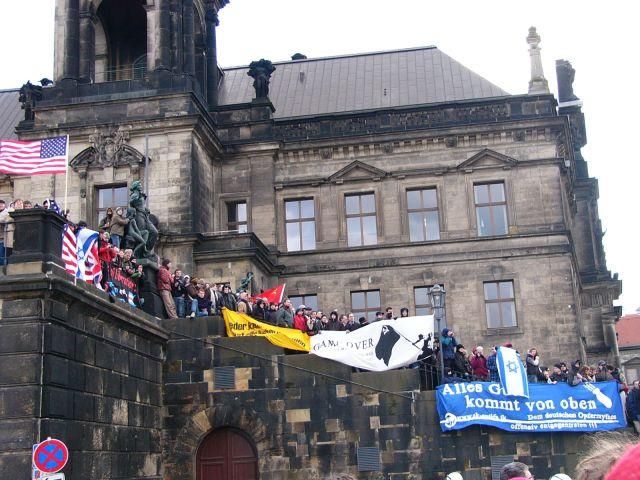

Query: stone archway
left=167, top=403, right=281, bottom=480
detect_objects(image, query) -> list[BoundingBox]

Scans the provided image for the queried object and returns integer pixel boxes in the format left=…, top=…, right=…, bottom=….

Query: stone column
left=62, top=0, right=80, bottom=80
left=183, top=0, right=196, bottom=78
left=78, top=10, right=96, bottom=82
left=205, top=8, right=219, bottom=109
left=155, top=0, right=171, bottom=71
left=526, top=27, right=549, bottom=95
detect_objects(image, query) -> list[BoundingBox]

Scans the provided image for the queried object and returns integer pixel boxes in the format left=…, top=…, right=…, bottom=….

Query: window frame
left=406, top=187, right=440, bottom=242
left=345, top=192, right=378, bottom=247
left=350, top=289, right=381, bottom=322
left=413, top=286, right=434, bottom=317
left=289, top=294, right=318, bottom=311
left=474, top=182, right=508, bottom=236
left=483, top=280, right=518, bottom=329
left=227, top=200, right=248, bottom=233
left=284, top=198, right=317, bottom=252
left=95, top=184, right=128, bottom=227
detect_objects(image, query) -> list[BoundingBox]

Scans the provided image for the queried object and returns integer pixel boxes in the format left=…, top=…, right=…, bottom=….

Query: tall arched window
left=96, top=0, right=147, bottom=81
left=196, top=428, right=258, bottom=480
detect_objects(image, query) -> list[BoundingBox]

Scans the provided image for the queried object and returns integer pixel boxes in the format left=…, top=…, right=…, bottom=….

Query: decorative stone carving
left=247, top=59, right=276, bottom=99
left=18, top=81, right=43, bottom=121
left=70, top=128, right=146, bottom=171
left=556, top=59, right=580, bottom=103
left=381, top=143, right=394, bottom=154
left=320, top=148, right=333, bottom=159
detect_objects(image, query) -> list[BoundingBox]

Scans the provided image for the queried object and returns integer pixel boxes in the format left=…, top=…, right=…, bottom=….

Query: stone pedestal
left=7, top=209, right=66, bottom=274
left=138, top=258, right=164, bottom=318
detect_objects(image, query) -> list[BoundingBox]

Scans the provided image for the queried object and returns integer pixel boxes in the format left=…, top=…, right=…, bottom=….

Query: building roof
left=219, top=46, right=510, bottom=119
left=617, top=313, right=640, bottom=347
left=0, top=89, right=21, bottom=139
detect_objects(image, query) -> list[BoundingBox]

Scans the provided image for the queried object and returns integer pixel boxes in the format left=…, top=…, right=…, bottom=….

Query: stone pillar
left=526, top=26, right=549, bottom=95
left=144, top=4, right=157, bottom=71
left=78, top=10, right=96, bottom=82
left=183, top=0, right=196, bottom=78
left=205, top=8, right=219, bottom=109
left=62, top=0, right=80, bottom=80
left=155, top=0, right=171, bottom=71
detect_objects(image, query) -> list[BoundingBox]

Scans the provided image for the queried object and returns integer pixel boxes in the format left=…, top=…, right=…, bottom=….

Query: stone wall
left=0, top=212, right=167, bottom=479
left=163, top=316, right=586, bottom=480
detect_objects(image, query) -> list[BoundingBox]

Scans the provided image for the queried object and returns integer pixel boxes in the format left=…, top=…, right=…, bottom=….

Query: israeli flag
left=497, top=347, right=529, bottom=398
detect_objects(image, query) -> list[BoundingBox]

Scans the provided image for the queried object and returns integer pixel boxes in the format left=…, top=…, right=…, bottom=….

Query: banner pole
left=64, top=135, right=70, bottom=216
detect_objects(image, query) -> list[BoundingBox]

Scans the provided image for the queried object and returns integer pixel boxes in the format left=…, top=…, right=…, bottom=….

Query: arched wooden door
left=196, top=428, right=258, bottom=480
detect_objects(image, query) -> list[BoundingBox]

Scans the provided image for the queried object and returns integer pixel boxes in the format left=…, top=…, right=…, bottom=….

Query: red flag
left=256, top=284, right=286, bottom=305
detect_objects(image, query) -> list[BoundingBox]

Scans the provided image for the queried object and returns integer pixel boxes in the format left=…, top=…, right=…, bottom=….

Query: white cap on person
left=550, top=475, right=572, bottom=480
left=446, top=473, right=463, bottom=480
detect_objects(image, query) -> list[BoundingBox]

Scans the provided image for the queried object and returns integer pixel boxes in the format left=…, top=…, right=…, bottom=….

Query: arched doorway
left=196, top=427, right=259, bottom=480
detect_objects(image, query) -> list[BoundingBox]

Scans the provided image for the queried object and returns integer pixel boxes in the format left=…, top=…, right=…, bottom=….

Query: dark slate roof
left=219, top=46, right=510, bottom=118
left=0, top=89, right=21, bottom=139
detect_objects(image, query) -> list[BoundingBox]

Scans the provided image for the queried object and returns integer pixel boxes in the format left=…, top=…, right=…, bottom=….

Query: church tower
left=53, top=0, right=227, bottom=108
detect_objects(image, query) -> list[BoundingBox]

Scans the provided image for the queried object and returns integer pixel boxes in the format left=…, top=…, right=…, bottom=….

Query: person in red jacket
left=293, top=305, right=308, bottom=332
left=157, top=258, right=177, bottom=318
left=470, top=346, right=489, bottom=381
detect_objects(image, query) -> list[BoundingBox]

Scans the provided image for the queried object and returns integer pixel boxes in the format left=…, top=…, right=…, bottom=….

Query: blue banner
left=436, top=381, right=626, bottom=432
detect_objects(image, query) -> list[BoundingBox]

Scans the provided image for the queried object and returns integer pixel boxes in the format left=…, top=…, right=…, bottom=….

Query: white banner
left=310, top=316, right=434, bottom=371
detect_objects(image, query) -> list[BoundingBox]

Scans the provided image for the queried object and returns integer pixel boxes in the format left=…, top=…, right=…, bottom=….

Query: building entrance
left=196, top=427, right=258, bottom=480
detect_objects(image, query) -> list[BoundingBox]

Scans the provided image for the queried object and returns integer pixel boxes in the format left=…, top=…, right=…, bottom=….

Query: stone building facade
left=0, top=3, right=625, bottom=477
left=0, top=1, right=620, bottom=365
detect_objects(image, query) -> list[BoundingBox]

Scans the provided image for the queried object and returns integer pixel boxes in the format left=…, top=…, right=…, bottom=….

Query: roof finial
left=527, top=27, right=549, bottom=95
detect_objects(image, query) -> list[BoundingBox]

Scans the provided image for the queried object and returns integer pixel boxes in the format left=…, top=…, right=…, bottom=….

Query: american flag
left=61, top=225, right=78, bottom=276
left=0, top=136, right=68, bottom=175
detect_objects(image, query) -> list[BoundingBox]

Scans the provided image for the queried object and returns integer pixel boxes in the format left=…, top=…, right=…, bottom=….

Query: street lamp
left=429, top=284, right=446, bottom=384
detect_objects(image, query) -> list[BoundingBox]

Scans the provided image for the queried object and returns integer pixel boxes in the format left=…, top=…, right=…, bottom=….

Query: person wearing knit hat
left=605, top=441, right=640, bottom=480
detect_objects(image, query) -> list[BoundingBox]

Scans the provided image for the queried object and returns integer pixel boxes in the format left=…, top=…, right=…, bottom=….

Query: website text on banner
left=436, top=380, right=626, bottom=433
left=310, top=316, right=434, bottom=371
left=222, top=308, right=310, bottom=351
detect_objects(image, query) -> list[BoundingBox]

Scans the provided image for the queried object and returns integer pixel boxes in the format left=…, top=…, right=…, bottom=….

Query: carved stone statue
left=18, top=81, right=43, bottom=121
left=236, top=271, right=254, bottom=294
left=125, top=180, right=158, bottom=260
left=556, top=59, right=580, bottom=103
left=247, top=59, right=276, bottom=99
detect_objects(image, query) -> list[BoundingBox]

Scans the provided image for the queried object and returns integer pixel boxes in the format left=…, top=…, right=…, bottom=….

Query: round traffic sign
left=33, top=438, right=69, bottom=473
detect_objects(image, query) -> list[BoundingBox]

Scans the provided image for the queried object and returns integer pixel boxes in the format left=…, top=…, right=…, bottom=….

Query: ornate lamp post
left=429, top=284, right=446, bottom=382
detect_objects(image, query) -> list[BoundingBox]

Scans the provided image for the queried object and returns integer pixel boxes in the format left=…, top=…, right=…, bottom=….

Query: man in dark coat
left=440, top=328, right=457, bottom=370
left=453, top=344, right=472, bottom=380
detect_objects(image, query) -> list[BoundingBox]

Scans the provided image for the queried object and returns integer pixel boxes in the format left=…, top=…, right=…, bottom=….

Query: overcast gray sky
left=0, top=1, right=637, bottom=312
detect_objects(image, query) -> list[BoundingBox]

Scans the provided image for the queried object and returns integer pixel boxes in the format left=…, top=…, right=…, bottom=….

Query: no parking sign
left=32, top=438, right=68, bottom=478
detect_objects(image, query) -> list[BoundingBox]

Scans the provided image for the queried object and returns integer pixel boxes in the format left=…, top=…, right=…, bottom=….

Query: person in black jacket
left=220, top=284, right=237, bottom=311
left=252, top=298, right=269, bottom=322
left=453, top=344, right=472, bottom=380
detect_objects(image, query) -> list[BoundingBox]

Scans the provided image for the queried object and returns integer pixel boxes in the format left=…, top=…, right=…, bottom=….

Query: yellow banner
left=222, top=308, right=311, bottom=352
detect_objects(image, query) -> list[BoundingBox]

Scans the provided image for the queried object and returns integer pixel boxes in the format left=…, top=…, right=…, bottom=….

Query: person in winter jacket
left=109, top=207, right=129, bottom=248
left=486, top=346, right=499, bottom=382
left=275, top=298, right=294, bottom=327
left=220, top=284, right=237, bottom=311
left=470, top=346, right=489, bottom=380
left=567, top=359, right=584, bottom=386
left=440, top=328, right=457, bottom=370
left=626, top=380, right=640, bottom=434
left=595, top=360, right=614, bottom=382
left=157, top=258, right=177, bottom=318
left=453, top=344, right=472, bottom=380
left=526, top=348, right=541, bottom=383
left=293, top=306, right=309, bottom=332
left=499, top=462, right=533, bottom=480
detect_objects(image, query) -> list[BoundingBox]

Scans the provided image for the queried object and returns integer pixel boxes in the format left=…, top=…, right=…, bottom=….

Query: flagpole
left=64, top=135, right=70, bottom=216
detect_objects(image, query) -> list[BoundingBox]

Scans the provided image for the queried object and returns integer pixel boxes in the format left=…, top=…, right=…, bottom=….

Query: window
left=345, top=193, right=377, bottom=246
left=407, top=188, right=440, bottom=241
left=414, top=287, right=433, bottom=317
left=484, top=281, right=517, bottom=328
left=97, top=185, right=128, bottom=225
left=285, top=199, right=316, bottom=251
left=474, top=182, right=508, bottom=236
left=351, top=290, right=381, bottom=322
left=624, top=361, right=640, bottom=383
left=289, top=294, right=317, bottom=311
left=227, top=201, right=247, bottom=233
